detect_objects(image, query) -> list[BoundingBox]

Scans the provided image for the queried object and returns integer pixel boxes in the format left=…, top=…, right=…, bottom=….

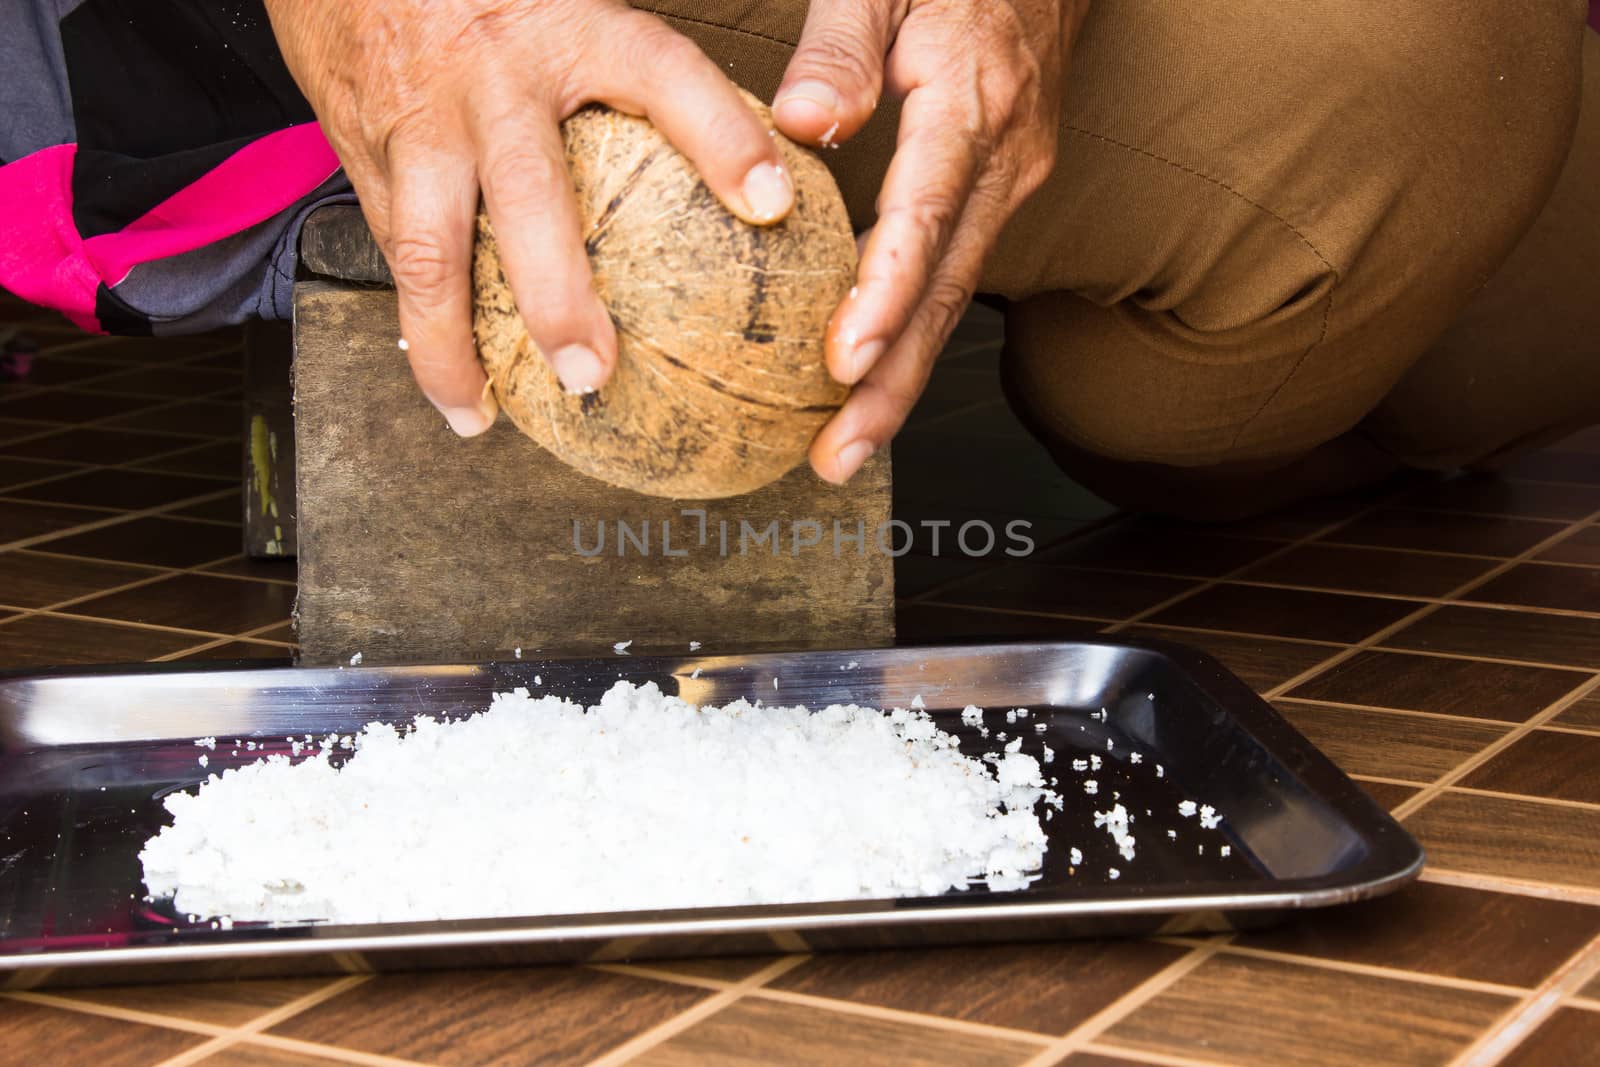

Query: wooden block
left=242, top=320, right=297, bottom=558
left=298, top=205, right=391, bottom=284
left=292, top=281, right=894, bottom=665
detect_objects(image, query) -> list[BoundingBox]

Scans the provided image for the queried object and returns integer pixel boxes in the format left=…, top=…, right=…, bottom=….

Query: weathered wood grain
left=297, top=206, right=391, bottom=284
left=293, top=281, right=893, bottom=665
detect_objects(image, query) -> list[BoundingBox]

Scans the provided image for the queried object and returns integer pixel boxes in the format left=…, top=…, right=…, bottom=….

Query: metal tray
left=0, top=640, right=1422, bottom=987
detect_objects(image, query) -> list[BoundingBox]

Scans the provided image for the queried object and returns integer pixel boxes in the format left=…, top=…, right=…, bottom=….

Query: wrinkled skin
left=263, top=0, right=1084, bottom=483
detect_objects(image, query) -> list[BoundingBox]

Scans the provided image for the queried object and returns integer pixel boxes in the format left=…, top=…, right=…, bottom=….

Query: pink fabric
left=0, top=144, right=102, bottom=331
left=83, top=123, right=340, bottom=288
left=0, top=123, right=339, bottom=333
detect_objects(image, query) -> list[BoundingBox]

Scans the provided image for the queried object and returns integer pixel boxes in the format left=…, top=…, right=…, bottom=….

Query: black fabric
left=60, top=0, right=313, bottom=234
left=71, top=140, right=254, bottom=239
left=94, top=284, right=154, bottom=336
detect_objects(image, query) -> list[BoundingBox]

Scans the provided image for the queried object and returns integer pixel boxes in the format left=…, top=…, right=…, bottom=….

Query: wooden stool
left=286, top=206, right=894, bottom=665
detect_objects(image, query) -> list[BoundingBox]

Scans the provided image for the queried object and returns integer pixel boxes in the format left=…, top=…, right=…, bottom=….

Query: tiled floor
left=3, top=291, right=1599, bottom=1065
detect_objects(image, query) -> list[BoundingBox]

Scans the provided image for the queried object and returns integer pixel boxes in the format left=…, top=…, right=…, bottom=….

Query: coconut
left=472, top=97, right=856, bottom=499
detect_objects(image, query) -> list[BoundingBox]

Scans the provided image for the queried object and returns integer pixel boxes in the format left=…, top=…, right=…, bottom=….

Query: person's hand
left=773, top=0, right=1088, bottom=483
left=263, top=0, right=797, bottom=435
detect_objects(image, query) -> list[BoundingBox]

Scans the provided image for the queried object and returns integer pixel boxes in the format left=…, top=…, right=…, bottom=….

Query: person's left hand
left=771, top=0, right=1088, bottom=483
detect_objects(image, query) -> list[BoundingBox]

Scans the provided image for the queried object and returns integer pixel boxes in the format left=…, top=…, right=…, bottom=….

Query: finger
left=772, top=0, right=897, bottom=147
left=594, top=12, right=795, bottom=226
left=811, top=202, right=994, bottom=483
left=471, top=99, right=616, bottom=394
left=383, top=145, right=497, bottom=437
left=825, top=89, right=984, bottom=385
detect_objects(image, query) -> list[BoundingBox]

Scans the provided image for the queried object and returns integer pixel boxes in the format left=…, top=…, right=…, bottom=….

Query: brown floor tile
left=1272, top=701, right=1507, bottom=781
left=1322, top=508, right=1569, bottom=557
left=7, top=468, right=226, bottom=510
left=1201, top=485, right=1405, bottom=542
left=1458, top=730, right=1600, bottom=804
left=643, top=956, right=786, bottom=984
left=180, top=348, right=247, bottom=372
left=1556, top=690, right=1600, bottom=729
left=170, top=492, right=242, bottom=524
left=0, top=418, right=49, bottom=446
left=55, top=978, right=334, bottom=1027
left=0, top=425, right=203, bottom=464
left=1537, top=524, right=1600, bottom=566
left=1463, top=562, right=1600, bottom=614
left=200, top=556, right=297, bottom=584
left=172, top=640, right=295, bottom=663
left=85, top=366, right=240, bottom=399
left=1237, top=543, right=1493, bottom=598
left=895, top=555, right=1003, bottom=598
left=0, top=388, right=163, bottom=425
left=193, top=1045, right=347, bottom=1067
left=1384, top=605, right=1600, bottom=670
left=1121, top=625, right=1341, bottom=693
left=635, top=997, right=1037, bottom=1067
left=108, top=399, right=240, bottom=438
left=1144, top=585, right=1420, bottom=645
left=0, top=550, right=157, bottom=609
left=770, top=940, right=1188, bottom=1035
left=1560, top=426, right=1600, bottom=455
left=0, top=499, right=102, bottom=545
left=1099, top=953, right=1511, bottom=1067
left=1033, top=523, right=1276, bottom=578
left=70, top=573, right=294, bottom=635
left=0, top=614, right=203, bottom=667
left=1284, top=651, right=1591, bottom=722
left=31, top=516, right=242, bottom=567
left=0, top=998, right=208, bottom=1067
left=1357, top=780, right=1421, bottom=811
left=1500, top=1007, right=1600, bottom=1067
left=1057, top=1056, right=1146, bottom=1067
left=38, top=332, right=243, bottom=365
left=896, top=602, right=1105, bottom=644
left=0, top=456, right=81, bottom=493
left=1237, top=882, right=1600, bottom=987
left=1498, top=449, right=1600, bottom=486
left=270, top=968, right=708, bottom=1066
left=1404, top=792, right=1600, bottom=889
left=130, top=440, right=241, bottom=479
left=9, top=356, right=123, bottom=386
left=1396, top=475, right=1600, bottom=522
left=929, top=563, right=1194, bottom=622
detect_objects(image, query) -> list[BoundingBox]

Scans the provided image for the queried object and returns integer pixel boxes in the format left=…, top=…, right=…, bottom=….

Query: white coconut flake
left=1220, top=845, right=1232, bottom=858
left=197, top=755, right=208, bottom=768
left=1129, top=752, right=1142, bottom=764
left=193, top=737, right=216, bottom=750
left=689, top=641, right=701, bottom=651
left=1178, top=800, right=1198, bottom=818
left=613, top=640, right=632, bottom=654
left=1069, top=847, right=1083, bottom=866
left=1198, top=804, right=1222, bottom=830
left=139, top=682, right=1060, bottom=925
left=1108, top=867, right=1120, bottom=880
left=1083, top=779, right=1098, bottom=795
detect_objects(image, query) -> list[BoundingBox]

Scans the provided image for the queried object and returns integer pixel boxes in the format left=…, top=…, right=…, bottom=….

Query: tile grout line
left=1278, top=695, right=1599, bottom=732
left=1073, top=1042, right=1241, bottom=1067
left=1387, top=671, right=1600, bottom=823
left=590, top=962, right=1058, bottom=1048
left=1155, top=936, right=1531, bottom=999
left=584, top=955, right=812, bottom=1066
left=0, top=485, right=239, bottom=554
left=1419, top=867, right=1600, bottom=907
left=1257, top=501, right=1600, bottom=704
left=1453, top=931, right=1600, bottom=1067
left=145, top=974, right=373, bottom=1067
left=1014, top=941, right=1228, bottom=1067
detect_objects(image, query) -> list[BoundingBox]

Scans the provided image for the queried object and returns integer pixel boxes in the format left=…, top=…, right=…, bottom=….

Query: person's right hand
left=262, top=0, right=796, bottom=435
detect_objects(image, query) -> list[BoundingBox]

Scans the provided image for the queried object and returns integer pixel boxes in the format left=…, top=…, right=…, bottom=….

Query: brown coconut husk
left=472, top=96, right=856, bottom=499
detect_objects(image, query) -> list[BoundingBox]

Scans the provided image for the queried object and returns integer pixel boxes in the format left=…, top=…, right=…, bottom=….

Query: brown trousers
left=639, top=1, right=1599, bottom=518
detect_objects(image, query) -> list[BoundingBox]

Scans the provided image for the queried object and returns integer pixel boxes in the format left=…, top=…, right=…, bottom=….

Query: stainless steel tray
left=0, top=640, right=1422, bottom=987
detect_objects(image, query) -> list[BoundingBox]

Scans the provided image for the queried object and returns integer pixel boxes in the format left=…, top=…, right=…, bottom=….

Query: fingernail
left=439, top=392, right=497, bottom=438
left=550, top=344, right=605, bottom=394
left=742, top=162, right=794, bottom=223
left=775, top=79, right=841, bottom=116
left=848, top=339, right=885, bottom=383
left=833, top=439, right=876, bottom=482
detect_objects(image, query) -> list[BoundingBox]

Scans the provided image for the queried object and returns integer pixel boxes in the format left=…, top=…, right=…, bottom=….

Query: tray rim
left=0, top=638, right=1426, bottom=971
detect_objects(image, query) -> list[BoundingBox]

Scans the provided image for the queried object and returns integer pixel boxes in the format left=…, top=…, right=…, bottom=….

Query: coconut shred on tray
left=139, top=682, right=1064, bottom=926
